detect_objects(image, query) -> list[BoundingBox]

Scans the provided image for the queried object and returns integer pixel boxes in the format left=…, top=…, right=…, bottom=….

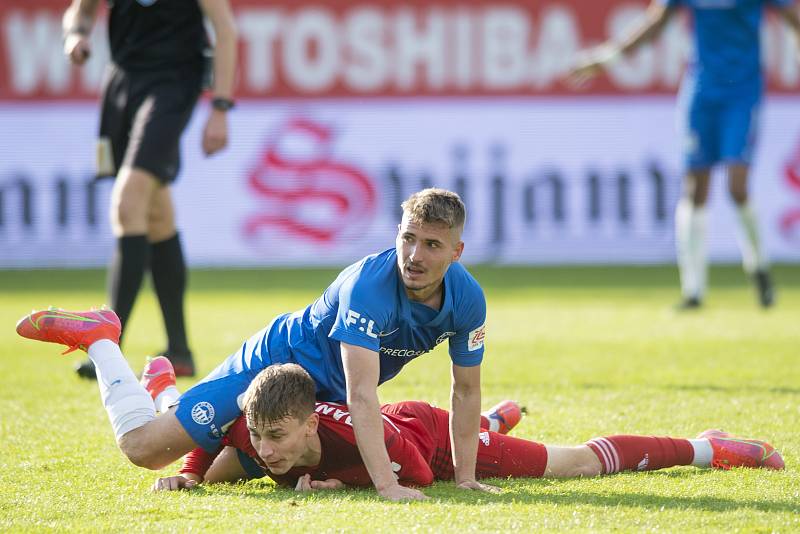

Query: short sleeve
left=328, top=272, right=391, bottom=353
left=448, top=284, right=486, bottom=367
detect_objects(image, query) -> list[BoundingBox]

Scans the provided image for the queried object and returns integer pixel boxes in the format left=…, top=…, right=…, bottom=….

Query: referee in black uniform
left=62, top=0, right=237, bottom=378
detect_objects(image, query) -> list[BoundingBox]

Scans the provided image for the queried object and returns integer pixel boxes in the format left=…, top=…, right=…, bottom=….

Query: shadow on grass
left=190, top=472, right=798, bottom=514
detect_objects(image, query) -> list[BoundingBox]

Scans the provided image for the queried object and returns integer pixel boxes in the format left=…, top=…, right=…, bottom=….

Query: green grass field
left=1, top=265, right=798, bottom=532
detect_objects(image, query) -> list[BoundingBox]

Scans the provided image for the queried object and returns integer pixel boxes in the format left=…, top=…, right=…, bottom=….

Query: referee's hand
left=202, top=110, right=228, bottom=156
left=64, top=33, right=91, bottom=65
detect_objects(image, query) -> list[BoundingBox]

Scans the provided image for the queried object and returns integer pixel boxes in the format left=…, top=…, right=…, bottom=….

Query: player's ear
left=305, top=412, right=319, bottom=435
left=452, top=240, right=464, bottom=262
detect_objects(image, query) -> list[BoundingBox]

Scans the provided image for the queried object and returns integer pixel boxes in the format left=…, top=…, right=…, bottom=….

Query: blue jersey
left=661, top=0, right=791, bottom=97
left=264, top=248, right=486, bottom=401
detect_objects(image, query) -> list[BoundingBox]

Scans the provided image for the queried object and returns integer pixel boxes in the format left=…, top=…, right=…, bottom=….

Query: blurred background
left=1, top=0, right=799, bottom=269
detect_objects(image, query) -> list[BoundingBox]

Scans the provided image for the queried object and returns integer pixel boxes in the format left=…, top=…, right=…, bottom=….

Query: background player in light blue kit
left=570, top=0, right=800, bottom=308
left=17, top=188, right=495, bottom=502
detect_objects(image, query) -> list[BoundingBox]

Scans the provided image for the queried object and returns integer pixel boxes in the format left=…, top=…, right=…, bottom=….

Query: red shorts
left=383, top=401, right=548, bottom=481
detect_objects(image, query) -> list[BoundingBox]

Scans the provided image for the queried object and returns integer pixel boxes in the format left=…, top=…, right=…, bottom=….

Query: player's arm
left=340, top=342, right=428, bottom=501
left=569, top=1, right=677, bottom=85
left=198, top=0, right=238, bottom=156
left=450, top=363, right=499, bottom=493
left=62, top=0, right=101, bottom=65
left=777, top=4, right=800, bottom=51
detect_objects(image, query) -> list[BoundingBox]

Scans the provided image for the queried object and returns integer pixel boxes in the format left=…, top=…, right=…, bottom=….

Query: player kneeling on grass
left=151, top=362, right=783, bottom=493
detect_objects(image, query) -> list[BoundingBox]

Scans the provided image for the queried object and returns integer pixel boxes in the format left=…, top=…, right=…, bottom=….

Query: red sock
left=586, top=435, right=694, bottom=474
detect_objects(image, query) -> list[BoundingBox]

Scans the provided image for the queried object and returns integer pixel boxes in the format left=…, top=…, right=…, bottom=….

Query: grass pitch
left=1, top=265, right=798, bottom=532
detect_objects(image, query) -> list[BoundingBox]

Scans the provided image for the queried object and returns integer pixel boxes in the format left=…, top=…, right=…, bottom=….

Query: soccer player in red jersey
left=151, top=363, right=783, bottom=493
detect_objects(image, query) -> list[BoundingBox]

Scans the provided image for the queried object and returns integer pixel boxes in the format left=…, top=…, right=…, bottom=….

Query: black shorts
left=98, top=63, right=202, bottom=184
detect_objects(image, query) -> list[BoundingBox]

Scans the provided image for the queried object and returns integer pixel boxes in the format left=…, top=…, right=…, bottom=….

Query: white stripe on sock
left=589, top=439, right=615, bottom=473
left=596, top=438, right=620, bottom=473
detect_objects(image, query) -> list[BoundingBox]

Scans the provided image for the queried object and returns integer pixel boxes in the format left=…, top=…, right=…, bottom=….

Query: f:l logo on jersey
left=345, top=309, right=378, bottom=339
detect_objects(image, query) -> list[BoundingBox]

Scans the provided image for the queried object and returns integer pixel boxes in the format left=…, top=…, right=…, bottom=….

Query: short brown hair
left=243, top=363, right=316, bottom=428
left=401, top=188, right=466, bottom=231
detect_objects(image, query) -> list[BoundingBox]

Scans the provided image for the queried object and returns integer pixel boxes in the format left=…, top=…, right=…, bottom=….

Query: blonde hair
left=401, top=188, right=466, bottom=231
left=243, top=363, right=316, bottom=428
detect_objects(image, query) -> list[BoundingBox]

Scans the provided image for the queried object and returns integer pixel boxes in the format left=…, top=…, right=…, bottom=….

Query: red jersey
left=181, top=400, right=547, bottom=488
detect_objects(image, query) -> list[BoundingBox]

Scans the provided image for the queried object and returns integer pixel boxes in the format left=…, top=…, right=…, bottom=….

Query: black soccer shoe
left=754, top=270, right=775, bottom=308
left=75, top=358, right=97, bottom=380
left=675, top=296, right=702, bottom=311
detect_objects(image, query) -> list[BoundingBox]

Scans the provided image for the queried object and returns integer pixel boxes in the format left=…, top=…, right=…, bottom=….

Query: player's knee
left=575, top=461, right=603, bottom=477
left=112, top=194, right=148, bottom=232
left=117, top=430, right=164, bottom=470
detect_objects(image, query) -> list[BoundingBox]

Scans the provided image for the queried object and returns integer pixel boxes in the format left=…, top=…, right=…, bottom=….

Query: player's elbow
left=346, top=386, right=378, bottom=410
left=118, top=431, right=167, bottom=470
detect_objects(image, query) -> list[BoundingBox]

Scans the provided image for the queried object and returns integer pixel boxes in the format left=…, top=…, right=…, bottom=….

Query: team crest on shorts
left=191, top=401, right=215, bottom=425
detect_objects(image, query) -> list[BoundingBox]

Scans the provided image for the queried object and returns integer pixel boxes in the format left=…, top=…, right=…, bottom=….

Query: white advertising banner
left=1, top=98, right=800, bottom=268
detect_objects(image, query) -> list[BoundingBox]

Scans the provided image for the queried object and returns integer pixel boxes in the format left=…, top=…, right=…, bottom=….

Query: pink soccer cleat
left=482, top=400, right=526, bottom=434
left=698, top=429, right=784, bottom=470
left=140, top=356, right=177, bottom=401
left=16, top=307, right=121, bottom=354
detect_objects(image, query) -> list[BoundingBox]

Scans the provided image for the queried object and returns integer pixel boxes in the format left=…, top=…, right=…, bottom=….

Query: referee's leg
left=109, top=166, right=160, bottom=339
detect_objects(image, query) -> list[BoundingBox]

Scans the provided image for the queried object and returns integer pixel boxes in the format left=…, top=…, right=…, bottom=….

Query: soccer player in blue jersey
left=17, top=188, right=494, bottom=501
left=570, top=0, right=800, bottom=308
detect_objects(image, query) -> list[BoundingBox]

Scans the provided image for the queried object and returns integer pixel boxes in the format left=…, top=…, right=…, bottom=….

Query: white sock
left=154, top=386, right=181, bottom=414
left=675, top=199, right=707, bottom=299
left=692, top=206, right=708, bottom=298
left=735, top=203, right=768, bottom=274
left=481, top=411, right=500, bottom=433
left=87, top=339, right=156, bottom=441
left=689, top=438, right=713, bottom=467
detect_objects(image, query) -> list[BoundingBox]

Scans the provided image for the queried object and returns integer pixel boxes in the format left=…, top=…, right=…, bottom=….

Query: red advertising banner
left=1, top=0, right=798, bottom=100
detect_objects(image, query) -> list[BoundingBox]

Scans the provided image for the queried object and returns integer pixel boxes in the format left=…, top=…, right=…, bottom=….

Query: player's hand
left=64, top=33, right=91, bottom=65
left=202, top=109, right=228, bottom=156
left=377, top=483, right=428, bottom=501
left=455, top=479, right=503, bottom=494
left=294, top=474, right=345, bottom=492
left=151, top=475, right=199, bottom=492
left=565, top=45, right=616, bottom=89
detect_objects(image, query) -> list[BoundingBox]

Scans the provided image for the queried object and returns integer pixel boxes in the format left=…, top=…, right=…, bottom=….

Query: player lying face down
left=152, top=364, right=784, bottom=493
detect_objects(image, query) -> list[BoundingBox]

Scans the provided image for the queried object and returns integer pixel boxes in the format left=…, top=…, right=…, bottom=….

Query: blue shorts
left=175, top=324, right=273, bottom=452
left=681, top=88, right=761, bottom=170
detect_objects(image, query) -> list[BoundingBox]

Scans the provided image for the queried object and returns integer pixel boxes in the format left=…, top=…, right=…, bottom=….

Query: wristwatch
left=211, top=97, right=235, bottom=112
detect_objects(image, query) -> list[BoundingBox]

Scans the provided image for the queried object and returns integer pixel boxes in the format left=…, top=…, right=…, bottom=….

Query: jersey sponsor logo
left=479, top=431, right=490, bottom=446
left=379, top=346, right=429, bottom=358
left=191, top=401, right=215, bottom=425
left=379, top=331, right=456, bottom=358
left=468, top=324, right=485, bottom=351
left=345, top=309, right=378, bottom=339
